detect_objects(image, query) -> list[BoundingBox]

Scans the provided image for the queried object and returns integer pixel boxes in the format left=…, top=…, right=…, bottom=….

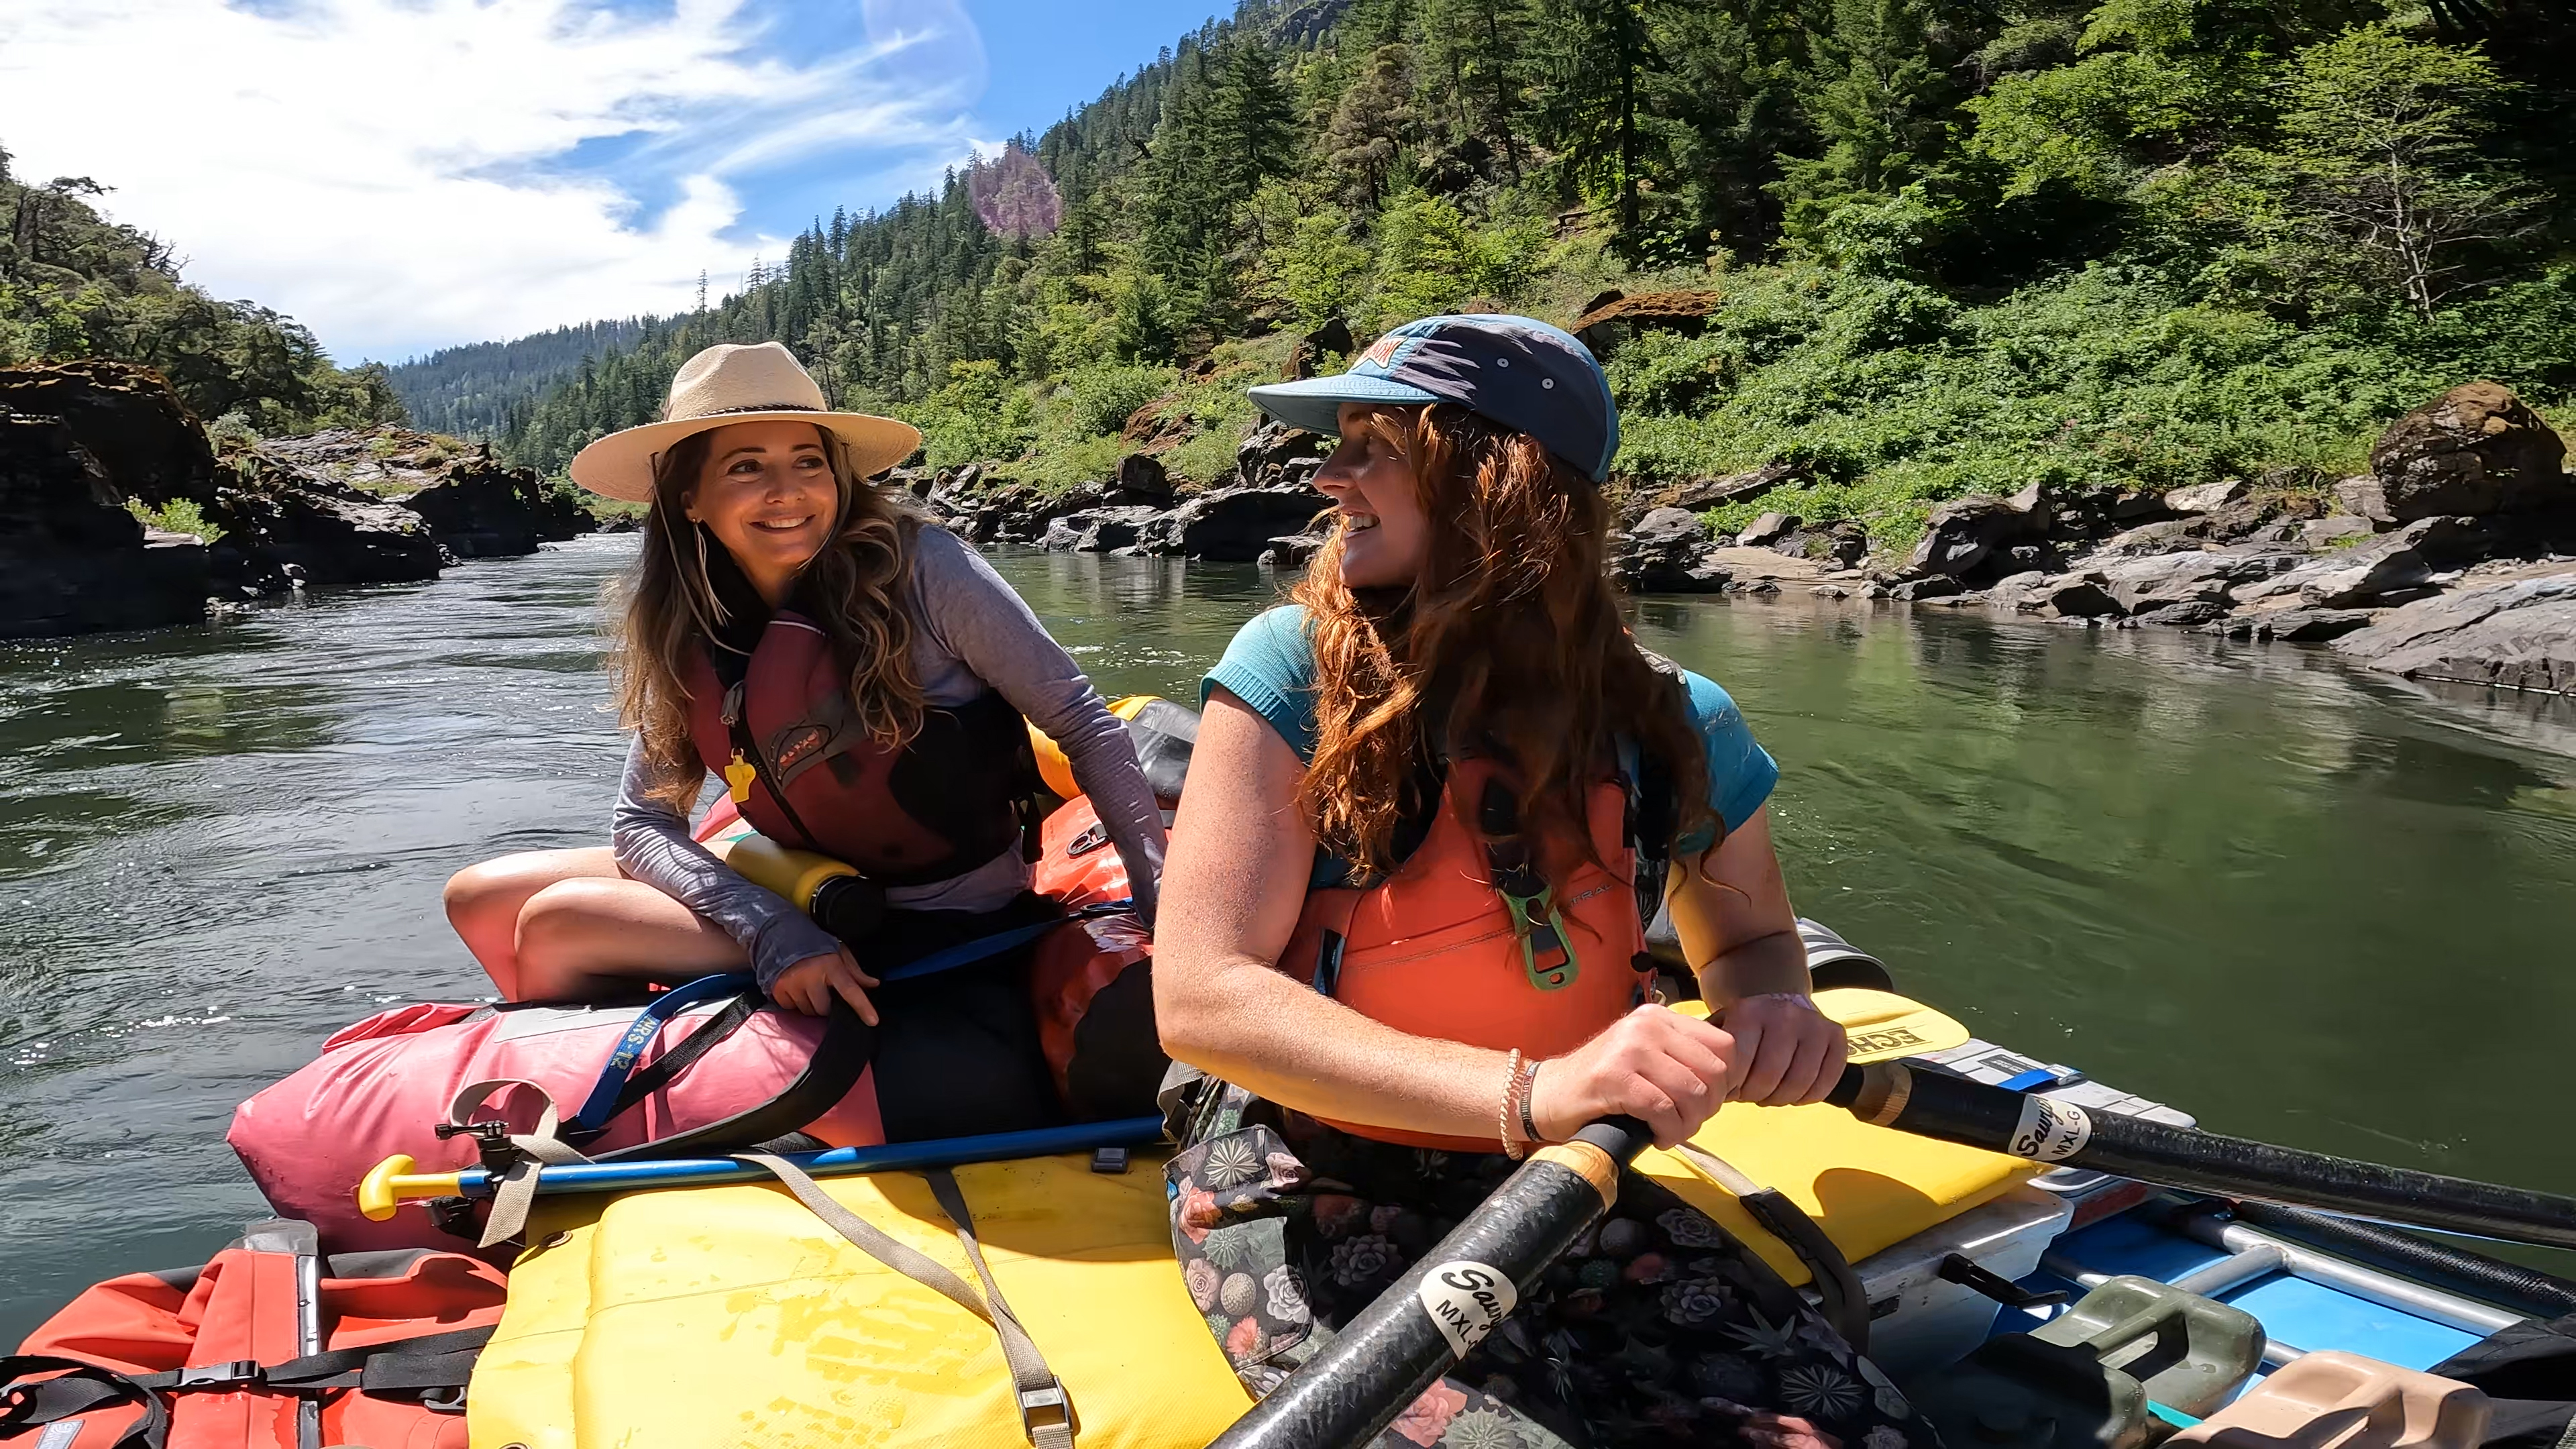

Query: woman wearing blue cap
left=1152, top=316, right=1926, bottom=1447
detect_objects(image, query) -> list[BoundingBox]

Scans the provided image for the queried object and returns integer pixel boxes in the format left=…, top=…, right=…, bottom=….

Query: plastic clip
left=176, top=1360, right=264, bottom=1389
left=1502, top=887, right=1576, bottom=991
left=1090, top=1146, right=1129, bottom=1175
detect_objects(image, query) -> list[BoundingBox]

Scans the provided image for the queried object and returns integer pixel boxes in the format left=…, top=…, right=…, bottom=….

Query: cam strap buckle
left=1018, top=1380, right=1073, bottom=1438
left=175, top=1360, right=263, bottom=1389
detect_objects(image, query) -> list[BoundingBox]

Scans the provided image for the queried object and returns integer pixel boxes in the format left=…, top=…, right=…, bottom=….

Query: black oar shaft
left=1832, top=1063, right=2576, bottom=1252
left=1208, top=1119, right=1652, bottom=1449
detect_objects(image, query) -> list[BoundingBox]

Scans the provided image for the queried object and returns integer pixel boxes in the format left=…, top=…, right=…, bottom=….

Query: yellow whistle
left=724, top=750, right=758, bottom=804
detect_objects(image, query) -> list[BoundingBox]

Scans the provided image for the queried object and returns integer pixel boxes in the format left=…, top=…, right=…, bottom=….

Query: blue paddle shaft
left=447, top=1116, right=1168, bottom=1199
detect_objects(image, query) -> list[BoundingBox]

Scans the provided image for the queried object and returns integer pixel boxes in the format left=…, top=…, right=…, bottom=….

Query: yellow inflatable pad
left=470, top=1155, right=1248, bottom=1449
left=468, top=991, right=2031, bottom=1446
left=1650, top=989, right=2039, bottom=1286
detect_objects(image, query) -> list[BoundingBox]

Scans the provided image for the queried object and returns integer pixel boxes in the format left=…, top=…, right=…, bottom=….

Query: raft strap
left=735, top=1152, right=1076, bottom=1449
left=0, top=1326, right=490, bottom=1449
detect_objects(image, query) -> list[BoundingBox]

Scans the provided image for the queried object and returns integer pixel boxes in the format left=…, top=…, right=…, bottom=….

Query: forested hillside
left=389, top=317, right=657, bottom=437
left=0, top=146, right=406, bottom=435
left=463, top=0, right=2576, bottom=548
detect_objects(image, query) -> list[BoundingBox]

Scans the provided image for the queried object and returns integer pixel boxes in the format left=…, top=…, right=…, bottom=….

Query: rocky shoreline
left=1, top=362, right=596, bottom=639
left=9, top=359, right=2568, bottom=699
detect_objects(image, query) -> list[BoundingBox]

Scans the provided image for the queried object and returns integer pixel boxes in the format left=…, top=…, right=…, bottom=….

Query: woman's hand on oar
left=1529, top=1006, right=1737, bottom=1149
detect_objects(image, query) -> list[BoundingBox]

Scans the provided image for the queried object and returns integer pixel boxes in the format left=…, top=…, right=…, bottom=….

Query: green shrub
left=126, top=496, right=223, bottom=543
left=1059, top=364, right=1177, bottom=437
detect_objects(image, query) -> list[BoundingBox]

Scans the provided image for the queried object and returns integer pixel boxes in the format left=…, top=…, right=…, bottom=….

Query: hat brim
left=1245, top=374, right=1443, bottom=437
left=568, top=411, right=924, bottom=502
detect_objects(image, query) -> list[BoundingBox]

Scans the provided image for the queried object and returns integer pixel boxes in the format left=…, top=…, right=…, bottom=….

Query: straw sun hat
left=568, top=341, right=922, bottom=502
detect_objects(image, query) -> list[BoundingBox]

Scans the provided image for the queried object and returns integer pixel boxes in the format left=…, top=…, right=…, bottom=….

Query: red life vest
left=1282, top=757, right=1666, bottom=1154
left=2, top=1222, right=504, bottom=1449
left=682, top=609, right=1032, bottom=886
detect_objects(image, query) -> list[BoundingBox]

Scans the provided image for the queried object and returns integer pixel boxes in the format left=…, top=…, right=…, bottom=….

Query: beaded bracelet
left=1500, top=1049, right=1527, bottom=1160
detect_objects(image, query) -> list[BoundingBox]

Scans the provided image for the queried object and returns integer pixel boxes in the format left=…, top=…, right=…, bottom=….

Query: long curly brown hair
left=607, top=423, right=927, bottom=807
left=1291, top=404, right=1715, bottom=881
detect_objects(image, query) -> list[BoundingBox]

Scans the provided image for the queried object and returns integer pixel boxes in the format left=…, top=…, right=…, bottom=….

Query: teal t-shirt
left=1201, top=604, right=1779, bottom=863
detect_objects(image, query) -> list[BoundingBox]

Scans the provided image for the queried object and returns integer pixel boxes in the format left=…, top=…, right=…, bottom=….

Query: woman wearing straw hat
left=442, top=344, right=1165, bottom=1106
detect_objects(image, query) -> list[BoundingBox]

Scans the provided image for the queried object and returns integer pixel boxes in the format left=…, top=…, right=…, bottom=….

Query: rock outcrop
left=0, top=409, right=209, bottom=637
left=1612, top=508, right=1733, bottom=593
left=2332, top=571, right=2576, bottom=694
left=250, top=428, right=584, bottom=557
left=2344, top=383, right=2570, bottom=523
left=1136, top=485, right=1331, bottom=561
left=215, top=457, right=443, bottom=588
left=0, top=360, right=221, bottom=506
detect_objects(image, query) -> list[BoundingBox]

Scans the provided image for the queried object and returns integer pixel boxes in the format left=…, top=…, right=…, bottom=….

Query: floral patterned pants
left=1165, top=1081, right=1939, bottom=1449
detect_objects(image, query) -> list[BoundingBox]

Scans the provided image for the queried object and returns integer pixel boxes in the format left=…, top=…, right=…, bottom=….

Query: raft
left=11, top=696, right=2569, bottom=1446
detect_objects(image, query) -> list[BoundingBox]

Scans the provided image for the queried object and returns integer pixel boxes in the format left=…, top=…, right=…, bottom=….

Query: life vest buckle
left=1501, top=887, right=1577, bottom=991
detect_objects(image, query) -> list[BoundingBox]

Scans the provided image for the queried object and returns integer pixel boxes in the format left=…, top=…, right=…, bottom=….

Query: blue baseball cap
left=1246, top=314, right=1621, bottom=483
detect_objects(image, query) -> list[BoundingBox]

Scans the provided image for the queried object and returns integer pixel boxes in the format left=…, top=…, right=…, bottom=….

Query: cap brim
left=1245, top=374, right=1443, bottom=437
left=568, top=411, right=924, bottom=502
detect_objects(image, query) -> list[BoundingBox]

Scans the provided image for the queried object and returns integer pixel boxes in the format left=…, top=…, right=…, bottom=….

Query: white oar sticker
left=1418, top=1260, right=1517, bottom=1357
left=2010, top=1095, right=2094, bottom=1162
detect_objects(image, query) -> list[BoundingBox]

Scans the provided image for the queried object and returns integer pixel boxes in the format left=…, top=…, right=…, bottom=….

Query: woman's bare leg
left=443, top=849, right=746, bottom=1000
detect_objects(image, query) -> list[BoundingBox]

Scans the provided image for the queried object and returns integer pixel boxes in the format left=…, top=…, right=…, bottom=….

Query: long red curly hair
left=1290, top=404, right=1715, bottom=881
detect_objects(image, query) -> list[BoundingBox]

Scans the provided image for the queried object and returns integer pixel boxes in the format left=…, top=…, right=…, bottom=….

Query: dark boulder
left=1139, top=484, right=1331, bottom=561
left=1041, top=505, right=1165, bottom=553
left=1237, top=421, right=1330, bottom=490
left=0, top=409, right=209, bottom=637
left=2345, top=382, right=2569, bottom=523
left=1108, top=452, right=1174, bottom=506
left=1613, top=508, right=1731, bottom=593
left=2332, top=571, right=2576, bottom=694
left=402, top=462, right=584, bottom=557
left=1907, top=494, right=2046, bottom=582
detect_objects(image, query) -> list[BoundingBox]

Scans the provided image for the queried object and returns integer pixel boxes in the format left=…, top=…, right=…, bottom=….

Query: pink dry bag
left=227, top=978, right=881, bottom=1253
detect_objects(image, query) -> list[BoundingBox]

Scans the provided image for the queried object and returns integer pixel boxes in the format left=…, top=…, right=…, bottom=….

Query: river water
left=5, top=535, right=2574, bottom=1336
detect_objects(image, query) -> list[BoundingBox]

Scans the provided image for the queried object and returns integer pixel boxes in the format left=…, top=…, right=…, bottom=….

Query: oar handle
left=1208, top=1117, right=1652, bottom=1449
left=1829, top=1062, right=2576, bottom=1252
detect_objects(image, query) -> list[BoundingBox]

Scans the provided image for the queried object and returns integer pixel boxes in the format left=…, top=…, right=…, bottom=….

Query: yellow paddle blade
left=1670, top=987, right=1970, bottom=1062
left=1030, top=694, right=1161, bottom=799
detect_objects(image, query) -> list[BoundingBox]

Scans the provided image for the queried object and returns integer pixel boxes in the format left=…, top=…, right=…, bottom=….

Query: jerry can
left=1909, top=1277, right=2266, bottom=1449
left=2167, top=1350, right=2491, bottom=1449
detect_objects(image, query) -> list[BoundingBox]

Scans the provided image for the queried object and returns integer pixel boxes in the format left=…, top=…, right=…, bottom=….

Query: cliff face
left=0, top=409, right=209, bottom=639
left=0, top=364, right=597, bottom=639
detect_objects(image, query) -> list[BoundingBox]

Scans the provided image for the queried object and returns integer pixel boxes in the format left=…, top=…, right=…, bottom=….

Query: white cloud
left=0, top=0, right=990, bottom=361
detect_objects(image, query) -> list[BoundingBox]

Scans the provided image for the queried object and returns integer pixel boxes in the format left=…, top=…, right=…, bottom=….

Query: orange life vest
left=1282, top=756, right=1667, bottom=1153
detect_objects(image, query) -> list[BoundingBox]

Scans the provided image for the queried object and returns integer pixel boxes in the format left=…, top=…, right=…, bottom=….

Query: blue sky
left=0, top=0, right=1228, bottom=362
